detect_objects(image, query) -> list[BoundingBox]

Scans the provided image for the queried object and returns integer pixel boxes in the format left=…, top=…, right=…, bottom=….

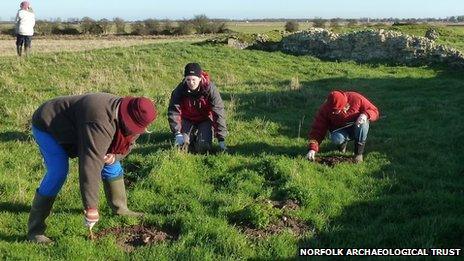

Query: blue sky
left=1, top=0, right=463, bottom=21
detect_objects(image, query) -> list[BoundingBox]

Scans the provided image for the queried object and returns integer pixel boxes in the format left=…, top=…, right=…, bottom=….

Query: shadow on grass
left=0, top=202, right=30, bottom=213
left=0, top=131, right=31, bottom=142
left=0, top=232, right=26, bottom=243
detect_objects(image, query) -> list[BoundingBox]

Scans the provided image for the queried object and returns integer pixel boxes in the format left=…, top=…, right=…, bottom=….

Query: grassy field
left=0, top=35, right=207, bottom=57
left=0, top=39, right=463, bottom=259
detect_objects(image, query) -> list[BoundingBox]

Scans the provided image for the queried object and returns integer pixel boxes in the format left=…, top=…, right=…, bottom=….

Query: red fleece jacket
left=308, top=91, right=379, bottom=152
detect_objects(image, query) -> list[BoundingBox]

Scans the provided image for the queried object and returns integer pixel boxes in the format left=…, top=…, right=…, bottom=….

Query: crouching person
left=168, top=63, right=228, bottom=153
left=306, top=90, right=379, bottom=163
left=28, top=93, right=157, bottom=243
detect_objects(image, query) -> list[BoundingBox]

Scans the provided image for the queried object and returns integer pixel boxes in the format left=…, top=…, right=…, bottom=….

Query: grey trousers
left=181, top=119, right=213, bottom=153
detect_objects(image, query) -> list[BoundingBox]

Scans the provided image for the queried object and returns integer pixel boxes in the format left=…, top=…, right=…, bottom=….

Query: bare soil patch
left=95, top=225, right=178, bottom=252
left=316, top=155, right=355, bottom=167
left=235, top=199, right=312, bottom=239
left=241, top=216, right=310, bottom=239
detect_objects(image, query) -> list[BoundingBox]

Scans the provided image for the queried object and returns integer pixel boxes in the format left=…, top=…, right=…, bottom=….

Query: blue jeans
left=32, top=126, right=124, bottom=197
left=330, top=121, right=370, bottom=146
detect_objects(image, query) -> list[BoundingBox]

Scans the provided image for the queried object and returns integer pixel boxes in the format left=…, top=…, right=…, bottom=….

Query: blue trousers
left=32, top=126, right=124, bottom=197
left=330, top=121, right=370, bottom=146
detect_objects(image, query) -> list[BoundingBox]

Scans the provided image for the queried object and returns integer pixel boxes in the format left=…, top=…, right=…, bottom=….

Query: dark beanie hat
left=184, top=63, right=202, bottom=77
left=327, top=91, right=348, bottom=110
left=119, top=96, right=157, bottom=134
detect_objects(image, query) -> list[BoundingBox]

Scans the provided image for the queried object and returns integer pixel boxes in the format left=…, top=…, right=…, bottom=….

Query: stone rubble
left=279, top=28, right=464, bottom=68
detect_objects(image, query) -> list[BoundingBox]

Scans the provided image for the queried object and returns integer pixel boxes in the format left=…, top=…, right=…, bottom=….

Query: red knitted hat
left=119, top=97, right=157, bottom=134
left=327, top=91, right=348, bottom=110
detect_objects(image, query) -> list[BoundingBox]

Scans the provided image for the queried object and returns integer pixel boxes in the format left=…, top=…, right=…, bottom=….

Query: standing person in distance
left=15, top=1, right=35, bottom=57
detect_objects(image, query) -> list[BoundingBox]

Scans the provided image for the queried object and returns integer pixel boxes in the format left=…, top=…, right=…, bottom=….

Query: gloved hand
left=218, top=141, right=227, bottom=151
left=306, top=150, right=316, bottom=161
left=103, top=153, right=115, bottom=165
left=84, top=208, right=99, bottom=229
left=174, top=133, right=184, bottom=146
left=356, top=113, right=368, bottom=127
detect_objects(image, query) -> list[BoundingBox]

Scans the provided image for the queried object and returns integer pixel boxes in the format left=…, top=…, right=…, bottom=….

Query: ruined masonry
left=279, top=28, right=464, bottom=68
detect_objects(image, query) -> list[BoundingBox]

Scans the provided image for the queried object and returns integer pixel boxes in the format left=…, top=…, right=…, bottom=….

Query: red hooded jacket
left=308, top=91, right=379, bottom=152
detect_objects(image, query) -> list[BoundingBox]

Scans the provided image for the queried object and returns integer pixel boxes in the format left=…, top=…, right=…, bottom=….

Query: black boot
left=103, top=178, right=144, bottom=217
left=27, top=191, right=56, bottom=244
left=354, top=142, right=365, bottom=163
left=16, top=45, right=22, bottom=56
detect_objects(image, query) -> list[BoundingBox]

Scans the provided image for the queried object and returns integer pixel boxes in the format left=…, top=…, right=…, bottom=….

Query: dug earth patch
left=316, top=155, right=355, bottom=167
left=233, top=200, right=312, bottom=239
left=94, top=225, right=179, bottom=252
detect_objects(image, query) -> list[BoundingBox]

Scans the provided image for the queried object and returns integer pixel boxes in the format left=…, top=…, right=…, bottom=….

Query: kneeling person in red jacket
left=306, top=90, right=379, bottom=163
left=168, top=63, right=228, bottom=153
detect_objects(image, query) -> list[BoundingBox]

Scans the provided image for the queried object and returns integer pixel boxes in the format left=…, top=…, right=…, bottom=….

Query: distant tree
left=162, top=19, right=175, bottom=35
left=176, top=20, right=195, bottom=35
left=99, top=18, right=111, bottom=34
left=131, top=21, right=148, bottom=35
left=67, top=17, right=80, bottom=24
left=113, top=17, right=126, bottom=34
left=144, top=19, right=161, bottom=35
left=80, top=17, right=105, bottom=35
left=312, top=18, right=326, bottom=28
left=285, top=21, right=299, bottom=32
left=80, top=17, right=95, bottom=34
left=214, top=22, right=228, bottom=33
left=35, top=20, right=53, bottom=35
left=346, top=19, right=358, bottom=27
left=448, top=16, right=458, bottom=23
left=191, top=14, right=210, bottom=33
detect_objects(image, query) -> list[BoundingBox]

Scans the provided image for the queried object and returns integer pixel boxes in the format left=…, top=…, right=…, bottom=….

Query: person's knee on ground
left=330, top=131, right=349, bottom=153
left=194, top=139, right=212, bottom=153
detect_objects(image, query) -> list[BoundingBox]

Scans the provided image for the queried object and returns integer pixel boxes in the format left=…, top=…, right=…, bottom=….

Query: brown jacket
left=32, top=93, right=133, bottom=209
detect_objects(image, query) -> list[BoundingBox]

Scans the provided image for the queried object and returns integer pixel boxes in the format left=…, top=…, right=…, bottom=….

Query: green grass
left=0, top=40, right=463, bottom=259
